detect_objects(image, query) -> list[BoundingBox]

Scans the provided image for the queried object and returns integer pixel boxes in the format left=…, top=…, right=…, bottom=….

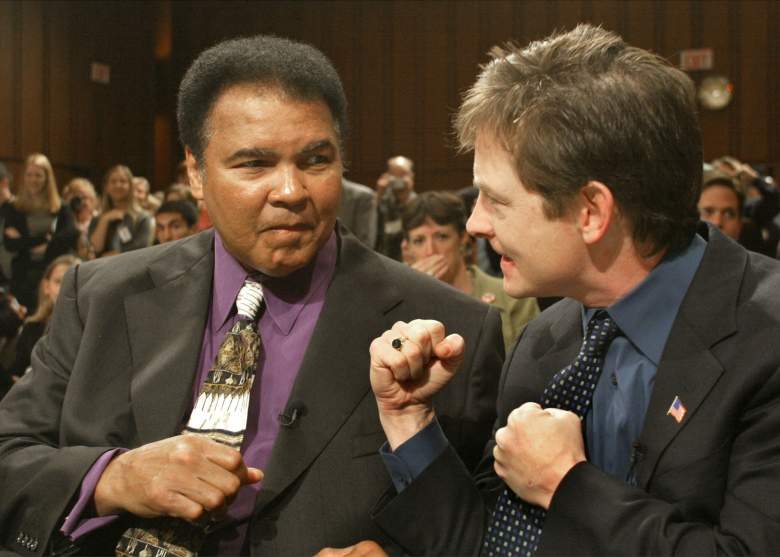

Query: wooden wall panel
left=19, top=1, right=45, bottom=158
left=736, top=1, right=769, bottom=162
left=624, top=1, right=656, bottom=51
left=0, top=2, right=18, bottom=161
left=354, top=1, right=390, bottom=176
left=587, top=0, right=622, bottom=34
left=699, top=1, right=732, bottom=161
left=2, top=0, right=778, bottom=193
left=46, top=0, right=72, bottom=171
left=420, top=1, right=452, bottom=187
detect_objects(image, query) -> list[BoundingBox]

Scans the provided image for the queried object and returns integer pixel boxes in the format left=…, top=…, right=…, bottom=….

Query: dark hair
left=177, top=35, right=348, bottom=161
left=456, top=24, right=702, bottom=256
left=402, top=191, right=467, bottom=238
left=702, top=171, right=743, bottom=213
left=156, top=200, right=199, bottom=228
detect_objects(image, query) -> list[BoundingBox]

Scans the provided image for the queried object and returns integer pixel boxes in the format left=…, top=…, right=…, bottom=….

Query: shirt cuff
left=61, top=448, right=126, bottom=539
left=379, top=418, right=449, bottom=493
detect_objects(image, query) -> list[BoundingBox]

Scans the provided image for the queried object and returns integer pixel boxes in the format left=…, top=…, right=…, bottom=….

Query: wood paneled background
left=1, top=0, right=778, bottom=194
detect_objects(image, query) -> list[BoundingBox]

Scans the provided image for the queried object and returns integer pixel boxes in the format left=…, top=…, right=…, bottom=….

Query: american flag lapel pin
left=667, top=395, right=687, bottom=423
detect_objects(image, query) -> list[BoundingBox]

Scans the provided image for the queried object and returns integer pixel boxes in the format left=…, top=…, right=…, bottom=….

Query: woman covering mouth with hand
left=401, top=190, right=539, bottom=352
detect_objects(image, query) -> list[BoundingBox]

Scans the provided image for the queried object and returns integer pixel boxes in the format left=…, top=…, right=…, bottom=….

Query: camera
left=382, top=177, right=407, bottom=206
left=69, top=196, right=83, bottom=212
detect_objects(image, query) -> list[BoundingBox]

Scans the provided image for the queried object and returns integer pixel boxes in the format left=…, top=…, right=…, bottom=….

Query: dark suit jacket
left=375, top=228, right=780, bottom=556
left=0, top=225, right=504, bottom=556
left=338, top=179, right=377, bottom=249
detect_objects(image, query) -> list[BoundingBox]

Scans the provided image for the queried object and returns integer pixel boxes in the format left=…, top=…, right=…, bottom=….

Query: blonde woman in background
left=89, top=165, right=154, bottom=257
left=3, top=153, right=78, bottom=311
left=7, top=255, right=80, bottom=381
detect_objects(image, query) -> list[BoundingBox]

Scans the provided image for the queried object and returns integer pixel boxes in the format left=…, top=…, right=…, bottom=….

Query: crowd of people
left=0, top=157, right=206, bottom=397
left=0, top=23, right=779, bottom=557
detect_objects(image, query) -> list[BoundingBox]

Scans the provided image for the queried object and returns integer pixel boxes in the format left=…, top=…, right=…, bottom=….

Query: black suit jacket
left=0, top=225, right=504, bottom=556
left=375, top=228, right=780, bottom=556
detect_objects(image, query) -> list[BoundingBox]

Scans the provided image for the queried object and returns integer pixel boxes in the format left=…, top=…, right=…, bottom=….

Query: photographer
left=375, top=155, right=415, bottom=260
left=712, top=156, right=780, bottom=256
left=62, top=177, right=98, bottom=260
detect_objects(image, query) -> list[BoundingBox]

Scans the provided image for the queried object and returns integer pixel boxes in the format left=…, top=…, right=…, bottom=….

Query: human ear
left=578, top=181, right=615, bottom=245
left=185, top=148, right=204, bottom=201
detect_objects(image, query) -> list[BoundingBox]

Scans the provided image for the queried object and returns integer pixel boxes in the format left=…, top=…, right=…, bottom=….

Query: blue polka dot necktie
left=481, top=310, right=621, bottom=557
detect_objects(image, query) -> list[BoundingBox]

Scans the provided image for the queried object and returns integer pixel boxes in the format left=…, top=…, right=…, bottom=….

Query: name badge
left=117, top=225, right=132, bottom=244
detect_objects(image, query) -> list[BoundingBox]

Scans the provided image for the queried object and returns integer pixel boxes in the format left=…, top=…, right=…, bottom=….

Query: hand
left=314, top=541, right=388, bottom=557
left=31, top=242, right=48, bottom=256
left=370, top=319, right=464, bottom=449
left=409, top=254, right=448, bottom=281
left=94, top=435, right=263, bottom=522
left=375, top=173, right=394, bottom=200
left=493, top=403, right=586, bottom=510
left=4, top=227, right=20, bottom=240
left=103, top=209, right=125, bottom=222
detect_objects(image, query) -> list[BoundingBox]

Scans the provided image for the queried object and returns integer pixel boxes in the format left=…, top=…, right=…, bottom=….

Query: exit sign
left=90, top=62, right=111, bottom=84
left=680, top=48, right=714, bottom=71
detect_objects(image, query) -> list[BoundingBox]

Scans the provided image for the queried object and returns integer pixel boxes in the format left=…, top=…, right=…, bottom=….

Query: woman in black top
left=3, top=153, right=77, bottom=312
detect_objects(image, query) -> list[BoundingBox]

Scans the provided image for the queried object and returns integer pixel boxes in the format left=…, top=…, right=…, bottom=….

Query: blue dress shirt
left=382, top=235, right=706, bottom=492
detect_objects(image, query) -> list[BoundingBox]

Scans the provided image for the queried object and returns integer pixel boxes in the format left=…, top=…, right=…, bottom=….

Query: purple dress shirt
left=61, top=230, right=337, bottom=555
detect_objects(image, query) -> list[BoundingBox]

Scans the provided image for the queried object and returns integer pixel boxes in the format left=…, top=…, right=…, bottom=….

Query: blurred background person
left=154, top=200, right=198, bottom=244
left=698, top=171, right=744, bottom=242
left=401, top=191, right=539, bottom=351
left=338, top=178, right=377, bottom=248
left=711, top=156, right=779, bottom=256
left=0, top=162, right=12, bottom=208
left=376, top=155, right=415, bottom=260
left=0, top=163, right=15, bottom=281
left=6, top=254, right=80, bottom=385
left=163, top=182, right=197, bottom=204
left=3, top=153, right=77, bottom=311
left=62, top=177, right=99, bottom=260
left=133, top=176, right=161, bottom=213
left=89, top=164, right=154, bottom=257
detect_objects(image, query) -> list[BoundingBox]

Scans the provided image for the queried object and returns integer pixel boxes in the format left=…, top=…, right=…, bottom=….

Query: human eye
left=723, top=209, right=737, bottom=220
left=301, top=153, right=333, bottom=168
left=238, top=159, right=274, bottom=169
left=411, top=236, right=426, bottom=246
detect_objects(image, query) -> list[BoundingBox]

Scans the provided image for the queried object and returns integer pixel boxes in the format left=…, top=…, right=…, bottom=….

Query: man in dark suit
left=338, top=178, right=377, bottom=248
left=0, top=36, right=503, bottom=556
left=364, top=24, right=780, bottom=556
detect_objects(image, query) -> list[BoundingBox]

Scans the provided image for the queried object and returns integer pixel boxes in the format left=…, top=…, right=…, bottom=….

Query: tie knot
left=583, top=310, right=620, bottom=356
left=236, top=279, right=264, bottom=320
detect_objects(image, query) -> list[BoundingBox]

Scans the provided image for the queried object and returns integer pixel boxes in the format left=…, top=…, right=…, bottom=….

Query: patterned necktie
left=481, top=310, right=620, bottom=557
left=116, top=279, right=265, bottom=557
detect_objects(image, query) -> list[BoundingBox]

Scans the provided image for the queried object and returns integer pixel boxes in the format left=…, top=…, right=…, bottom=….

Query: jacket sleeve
left=0, top=265, right=113, bottom=555
left=373, top=308, right=516, bottom=555
left=3, top=206, right=46, bottom=254
left=45, top=206, right=79, bottom=261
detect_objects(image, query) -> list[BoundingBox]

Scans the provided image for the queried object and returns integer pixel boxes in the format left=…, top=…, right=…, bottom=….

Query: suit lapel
left=125, top=232, right=214, bottom=443
left=254, top=231, right=402, bottom=513
left=635, top=230, right=745, bottom=488
left=528, top=301, right=582, bottom=397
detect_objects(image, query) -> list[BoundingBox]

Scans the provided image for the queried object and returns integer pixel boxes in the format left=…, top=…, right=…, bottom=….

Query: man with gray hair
left=368, top=24, right=780, bottom=555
